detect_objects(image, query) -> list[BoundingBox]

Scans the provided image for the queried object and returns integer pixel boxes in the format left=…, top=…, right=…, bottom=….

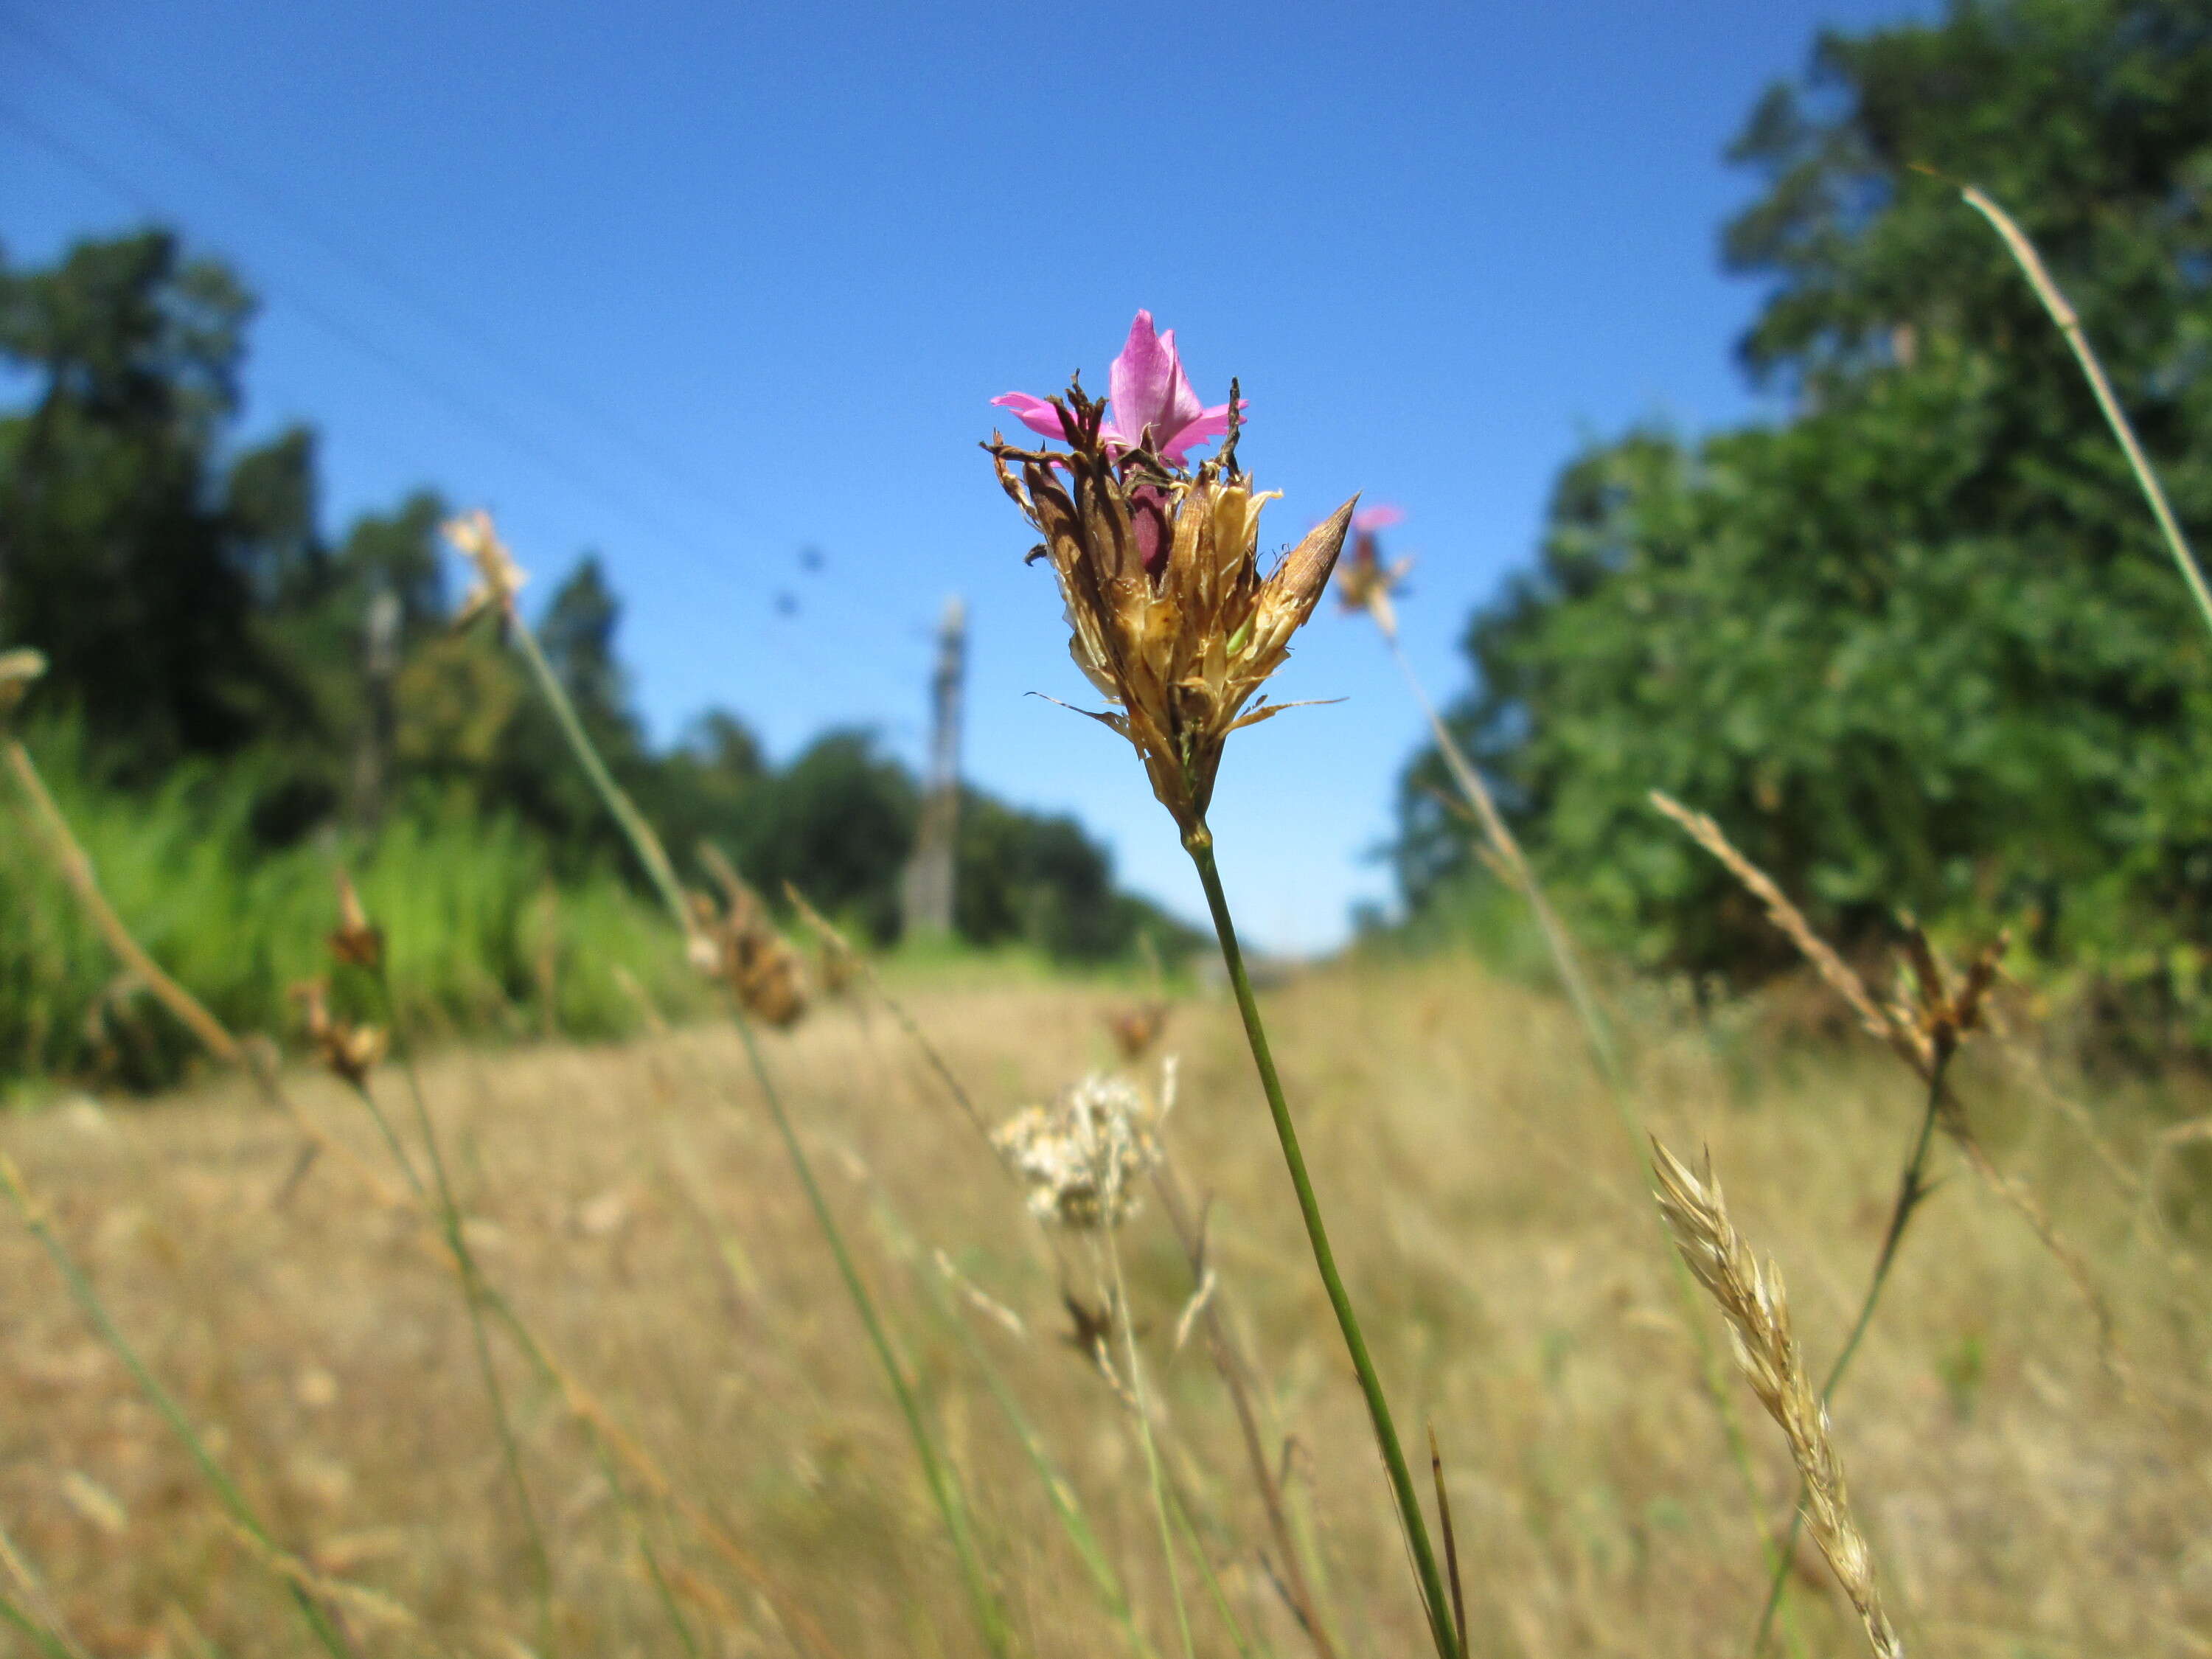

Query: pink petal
left=991, top=392, right=1077, bottom=443
left=1107, top=311, right=1206, bottom=453
left=1154, top=400, right=1247, bottom=465
left=1354, top=504, right=1405, bottom=532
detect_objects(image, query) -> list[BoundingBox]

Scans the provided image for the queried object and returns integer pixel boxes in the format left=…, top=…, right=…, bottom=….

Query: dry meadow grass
left=3, top=956, right=2208, bottom=1658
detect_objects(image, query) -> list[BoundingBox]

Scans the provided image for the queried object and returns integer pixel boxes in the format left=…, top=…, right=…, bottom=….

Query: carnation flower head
left=1335, top=504, right=1416, bottom=637
left=986, top=330, right=1353, bottom=837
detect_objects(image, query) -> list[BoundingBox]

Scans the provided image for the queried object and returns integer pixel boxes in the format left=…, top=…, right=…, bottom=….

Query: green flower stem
left=0, top=1155, right=355, bottom=1659
left=722, top=1001, right=1015, bottom=1659
left=1183, top=823, right=1461, bottom=1659
left=1751, top=1040, right=1954, bottom=1655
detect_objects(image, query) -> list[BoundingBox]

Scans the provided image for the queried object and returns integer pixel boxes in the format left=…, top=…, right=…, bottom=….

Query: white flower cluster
left=991, top=1065, right=1174, bottom=1229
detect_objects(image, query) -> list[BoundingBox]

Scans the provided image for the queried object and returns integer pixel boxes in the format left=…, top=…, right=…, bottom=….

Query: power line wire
left=0, top=4, right=799, bottom=557
left=0, top=8, right=921, bottom=654
left=0, top=97, right=926, bottom=712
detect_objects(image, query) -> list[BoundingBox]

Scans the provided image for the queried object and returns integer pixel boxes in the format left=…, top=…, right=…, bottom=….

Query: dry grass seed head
left=443, top=509, right=529, bottom=631
left=686, top=886, right=807, bottom=1029
left=289, top=980, right=388, bottom=1088
left=1649, top=1140, right=1904, bottom=1659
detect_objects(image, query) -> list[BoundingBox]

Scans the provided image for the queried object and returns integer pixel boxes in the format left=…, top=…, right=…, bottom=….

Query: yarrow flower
left=1334, top=504, right=1416, bottom=638
left=986, top=319, right=1354, bottom=836
left=990, top=1066, right=1173, bottom=1230
left=993, top=311, right=1242, bottom=467
left=443, top=509, right=529, bottom=631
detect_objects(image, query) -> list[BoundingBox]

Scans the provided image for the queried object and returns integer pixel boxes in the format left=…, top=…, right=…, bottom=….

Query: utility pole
left=349, top=587, right=401, bottom=832
left=901, top=596, right=965, bottom=941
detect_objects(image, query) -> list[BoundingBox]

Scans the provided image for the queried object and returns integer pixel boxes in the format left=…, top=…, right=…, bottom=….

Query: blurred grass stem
left=1380, top=631, right=1799, bottom=1645
left=502, top=605, right=1011, bottom=1654
left=361, top=966, right=556, bottom=1658
left=0, top=1153, right=356, bottom=1658
left=1752, top=1040, right=1955, bottom=1655
left=1958, top=181, right=2212, bottom=642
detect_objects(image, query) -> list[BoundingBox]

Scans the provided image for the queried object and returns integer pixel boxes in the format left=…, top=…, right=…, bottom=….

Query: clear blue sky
left=2, top=0, right=1925, bottom=951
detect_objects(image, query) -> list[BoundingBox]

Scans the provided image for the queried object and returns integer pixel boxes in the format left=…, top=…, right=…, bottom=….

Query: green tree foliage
left=1, top=227, right=1183, bottom=1086
left=0, top=229, right=287, bottom=768
left=1406, top=0, right=2212, bottom=1029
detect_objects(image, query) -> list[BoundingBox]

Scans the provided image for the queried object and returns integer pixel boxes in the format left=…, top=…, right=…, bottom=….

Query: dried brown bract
left=1650, top=1141, right=1904, bottom=1659
left=291, top=980, right=388, bottom=1088
left=687, top=878, right=807, bottom=1030
left=1105, top=1001, right=1169, bottom=1062
left=987, top=384, right=1353, bottom=835
left=327, top=871, right=386, bottom=973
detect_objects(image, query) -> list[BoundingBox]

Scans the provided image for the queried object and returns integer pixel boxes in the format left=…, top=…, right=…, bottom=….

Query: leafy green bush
left=1, top=722, right=706, bottom=1089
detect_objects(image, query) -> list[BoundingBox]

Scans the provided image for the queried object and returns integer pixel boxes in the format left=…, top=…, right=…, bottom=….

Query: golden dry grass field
left=2, top=958, right=2208, bottom=1658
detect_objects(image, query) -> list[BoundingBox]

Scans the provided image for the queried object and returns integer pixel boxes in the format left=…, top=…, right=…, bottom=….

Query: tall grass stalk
left=358, top=965, right=557, bottom=1655
left=0, top=1523, right=85, bottom=1659
left=1150, top=1158, right=1340, bottom=1659
left=905, top=1238, right=1164, bottom=1659
left=7, top=711, right=738, bottom=1655
left=1955, top=180, right=2212, bottom=643
left=0, top=1587, right=76, bottom=1659
left=496, top=593, right=1012, bottom=1655
left=798, top=882, right=1340, bottom=1656
left=1368, top=617, right=1802, bottom=1649
left=1750, top=1039, right=1956, bottom=1654
left=0, top=1152, right=357, bottom=1658
left=720, top=996, right=1014, bottom=1656
left=1183, top=824, right=1461, bottom=1659
left=1098, top=1230, right=1197, bottom=1659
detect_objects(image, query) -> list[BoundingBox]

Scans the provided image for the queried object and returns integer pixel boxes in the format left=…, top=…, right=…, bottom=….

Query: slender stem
left=509, top=622, right=693, bottom=934
left=363, top=970, right=556, bottom=1658
left=723, top=998, right=1015, bottom=1658
left=1385, top=632, right=1802, bottom=1647
left=505, top=609, right=914, bottom=1658
left=1164, top=1481, right=1264, bottom=1659
left=1151, top=1158, right=1340, bottom=1659
left=0, top=1516, right=88, bottom=1659
left=1382, top=627, right=1618, bottom=1081
left=1751, top=1042, right=1953, bottom=1656
left=1099, top=1231, right=1197, bottom=1659
left=0, top=1155, right=355, bottom=1658
left=0, top=1587, right=77, bottom=1659
left=1183, top=824, right=1461, bottom=1659
left=1959, top=182, right=2212, bottom=644
left=1425, top=1427, right=1467, bottom=1659
left=900, top=1227, right=1163, bottom=1659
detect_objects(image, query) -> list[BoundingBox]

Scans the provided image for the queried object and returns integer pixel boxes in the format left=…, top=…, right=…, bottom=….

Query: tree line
left=0, top=229, right=1190, bottom=966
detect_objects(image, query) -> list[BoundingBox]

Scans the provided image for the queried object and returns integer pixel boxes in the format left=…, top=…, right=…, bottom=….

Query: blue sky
left=2, top=0, right=1925, bottom=950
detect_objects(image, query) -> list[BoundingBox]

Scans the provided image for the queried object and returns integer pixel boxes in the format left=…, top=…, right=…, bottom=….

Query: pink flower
left=992, top=310, right=1242, bottom=467
left=1353, top=504, right=1405, bottom=533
